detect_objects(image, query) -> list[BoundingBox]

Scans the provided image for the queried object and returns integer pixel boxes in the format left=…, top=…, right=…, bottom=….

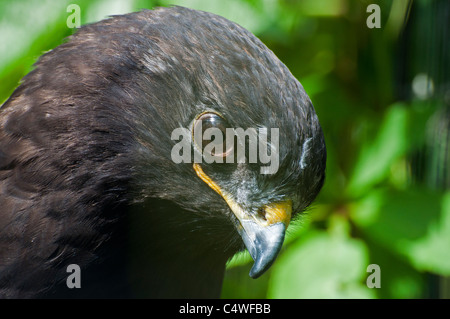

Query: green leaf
left=267, top=229, right=374, bottom=298
left=362, top=238, right=425, bottom=298
left=297, top=0, right=347, bottom=17
left=347, top=104, right=410, bottom=196
left=351, top=188, right=450, bottom=275
left=403, top=191, right=450, bottom=275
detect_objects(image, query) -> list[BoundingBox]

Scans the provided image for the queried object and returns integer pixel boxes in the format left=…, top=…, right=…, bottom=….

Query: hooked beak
left=193, top=163, right=292, bottom=278
left=229, top=200, right=291, bottom=278
left=240, top=221, right=286, bottom=278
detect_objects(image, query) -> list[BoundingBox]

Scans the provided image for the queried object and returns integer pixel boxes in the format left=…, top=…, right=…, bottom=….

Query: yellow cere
left=261, top=200, right=292, bottom=227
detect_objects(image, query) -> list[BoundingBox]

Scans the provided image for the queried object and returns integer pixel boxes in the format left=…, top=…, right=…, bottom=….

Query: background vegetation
left=1, top=0, right=448, bottom=298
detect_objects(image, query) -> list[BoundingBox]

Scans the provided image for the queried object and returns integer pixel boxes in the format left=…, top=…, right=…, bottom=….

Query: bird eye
left=193, top=112, right=233, bottom=158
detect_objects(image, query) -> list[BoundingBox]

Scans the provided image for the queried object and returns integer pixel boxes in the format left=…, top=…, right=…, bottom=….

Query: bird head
left=111, top=7, right=328, bottom=278
left=60, top=7, right=326, bottom=279
left=186, top=102, right=325, bottom=278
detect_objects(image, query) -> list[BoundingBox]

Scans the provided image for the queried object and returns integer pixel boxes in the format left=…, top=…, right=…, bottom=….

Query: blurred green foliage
left=1, top=0, right=448, bottom=298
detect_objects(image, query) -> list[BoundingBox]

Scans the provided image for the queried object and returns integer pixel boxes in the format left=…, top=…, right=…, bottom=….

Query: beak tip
left=249, top=267, right=263, bottom=279
left=249, top=258, right=274, bottom=278
left=241, top=222, right=286, bottom=279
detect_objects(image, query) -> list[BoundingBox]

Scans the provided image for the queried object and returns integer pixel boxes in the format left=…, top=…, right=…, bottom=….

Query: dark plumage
left=0, top=6, right=326, bottom=298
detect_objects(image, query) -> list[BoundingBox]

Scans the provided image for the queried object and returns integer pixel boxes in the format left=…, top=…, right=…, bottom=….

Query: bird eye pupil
left=193, top=112, right=233, bottom=158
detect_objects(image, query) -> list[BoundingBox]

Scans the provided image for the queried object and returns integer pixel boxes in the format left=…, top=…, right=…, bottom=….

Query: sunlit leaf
left=297, top=0, right=348, bottom=17
left=351, top=188, right=449, bottom=274
left=267, top=230, right=374, bottom=298
left=347, top=104, right=410, bottom=196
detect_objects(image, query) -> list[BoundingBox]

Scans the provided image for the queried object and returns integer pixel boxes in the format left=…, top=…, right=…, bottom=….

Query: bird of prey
left=0, top=6, right=326, bottom=298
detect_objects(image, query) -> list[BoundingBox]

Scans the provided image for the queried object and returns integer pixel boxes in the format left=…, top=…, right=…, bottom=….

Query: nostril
left=257, top=207, right=267, bottom=221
